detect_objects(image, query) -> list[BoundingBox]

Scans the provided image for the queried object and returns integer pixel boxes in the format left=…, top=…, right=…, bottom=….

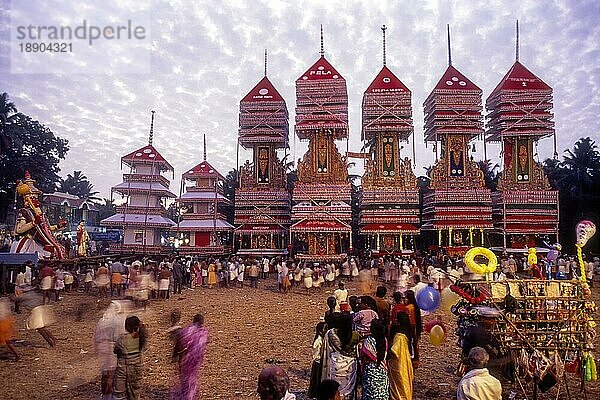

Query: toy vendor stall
left=446, top=224, right=598, bottom=399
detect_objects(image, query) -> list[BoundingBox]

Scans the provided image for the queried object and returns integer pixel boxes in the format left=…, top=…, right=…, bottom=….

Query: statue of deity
left=10, top=171, right=66, bottom=259
left=76, top=221, right=89, bottom=257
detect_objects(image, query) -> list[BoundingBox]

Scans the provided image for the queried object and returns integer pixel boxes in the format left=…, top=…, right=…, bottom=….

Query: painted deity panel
left=256, top=146, right=271, bottom=184
left=381, top=135, right=396, bottom=177
left=316, top=132, right=329, bottom=174
left=448, top=136, right=466, bottom=177
left=516, top=138, right=531, bottom=182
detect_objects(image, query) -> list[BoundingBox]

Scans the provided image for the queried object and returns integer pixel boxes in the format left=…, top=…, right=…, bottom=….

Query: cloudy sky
left=1, top=0, right=599, bottom=201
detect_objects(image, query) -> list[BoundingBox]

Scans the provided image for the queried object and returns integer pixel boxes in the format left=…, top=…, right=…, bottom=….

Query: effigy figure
left=77, top=220, right=89, bottom=257
left=10, top=171, right=66, bottom=259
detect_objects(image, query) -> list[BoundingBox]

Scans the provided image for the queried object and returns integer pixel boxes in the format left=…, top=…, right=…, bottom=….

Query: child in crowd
left=113, top=316, right=147, bottom=400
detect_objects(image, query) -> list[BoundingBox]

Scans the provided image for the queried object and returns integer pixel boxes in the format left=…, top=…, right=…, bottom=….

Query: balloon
left=425, top=319, right=445, bottom=334
left=547, top=249, right=559, bottom=264
left=576, top=220, right=596, bottom=286
left=429, top=324, right=445, bottom=346
left=416, top=285, right=441, bottom=312
left=464, top=247, right=498, bottom=275
left=576, top=220, right=596, bottom=247
left=440, top=287, right=461, bottom=313
left=527, top=248, right=537, bottom=267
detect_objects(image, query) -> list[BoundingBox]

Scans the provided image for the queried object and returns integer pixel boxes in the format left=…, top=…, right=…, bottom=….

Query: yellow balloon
left=464, top=247, right=498, bottom=275
left=527, top=247, right=537, bottom=267
left=440, top=287, right=461, bottom=313
left=430, top=324, right=445, bottom=346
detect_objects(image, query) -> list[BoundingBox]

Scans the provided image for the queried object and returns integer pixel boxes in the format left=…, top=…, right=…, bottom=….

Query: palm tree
left=557, top=137, right=600, bottom=201
left=0, top=92, right=20, bottom=154
left=97, top=198, right=116, bottom=220
left=542, top=157, right=563, bottom=189
left=476, top=160, right=500, bottom=191
left=58, top=170, right=100, bottom=199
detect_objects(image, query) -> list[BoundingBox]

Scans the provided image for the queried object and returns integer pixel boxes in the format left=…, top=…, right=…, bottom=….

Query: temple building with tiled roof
left=486, top=21, right=558, bottom=248
left=359, top=26, right=420, bottom=256
left=291, top=27, right=352, bottom=261
left=421, top=26, right=493, bottom=255
left=174, top=136, right=233, bottom=255
left=235, top=50, right=291, bottom=257
left=100, top=111, right=176, bottom=254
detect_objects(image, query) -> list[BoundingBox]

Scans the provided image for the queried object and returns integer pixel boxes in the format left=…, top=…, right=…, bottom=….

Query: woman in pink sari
left=174, top=313, right=209, bottom=400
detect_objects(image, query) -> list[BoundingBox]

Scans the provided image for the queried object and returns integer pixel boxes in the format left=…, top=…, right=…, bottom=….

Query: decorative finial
left=515, top=19, right=520, bottom=62
left=148, top=110, right=155, bottom=145
left=447, top=24, right=452, bottom=66
left=320, top=24, right=324, bottom=57
left=203, top=134, right=207, bottom=161
left=381, top=25, right=387, bottom=66
left=264, top=49, right=268, bottom=76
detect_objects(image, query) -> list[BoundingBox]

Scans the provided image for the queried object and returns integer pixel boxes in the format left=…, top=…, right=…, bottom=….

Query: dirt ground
left=0, top=277, right=599, bottom=400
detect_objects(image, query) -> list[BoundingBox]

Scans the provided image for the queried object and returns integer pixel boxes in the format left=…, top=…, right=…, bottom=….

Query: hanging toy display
left=448, top=240, right=598, bottom=397
left=575, top=220, right=596, bottom=289
left=546, top=243, right=561, bottom=264
left=464, top=247, right=497, bottom=280
left=526, top=248, right=542, bottom=279
left=584, top=353, right=597, bottom=381
left=449, top=281, right=487, bottom=305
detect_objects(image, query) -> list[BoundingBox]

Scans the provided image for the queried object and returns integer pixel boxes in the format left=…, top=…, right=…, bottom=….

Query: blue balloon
left=547, top=249, right=559, bottom=263
left=416, top=285, right=441, bottom=312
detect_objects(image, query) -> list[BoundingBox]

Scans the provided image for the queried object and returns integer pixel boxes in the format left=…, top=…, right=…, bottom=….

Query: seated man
left=457, top=347, right=502, bottom=400
left=257, top=365, right=296, bottom=400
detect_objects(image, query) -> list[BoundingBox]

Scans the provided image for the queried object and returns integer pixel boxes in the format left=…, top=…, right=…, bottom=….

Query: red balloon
left=424, top=319, right=445, bottom=333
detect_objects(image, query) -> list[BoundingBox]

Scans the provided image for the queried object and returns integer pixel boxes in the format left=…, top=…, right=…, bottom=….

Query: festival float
left=290, top=27, right=352, bottom=261
left=100, top=111, right=176, bottom=255
left=358, top=26, right=420, bottom=256
left=173, top=136, right=233, bottom=255
left=486, top=21, right=559, bottom=250
left=437, top=222, right=598, bottom=399
left=235, top=51, right=291, bottom=257
left=421, top=26, right=493, bottom=256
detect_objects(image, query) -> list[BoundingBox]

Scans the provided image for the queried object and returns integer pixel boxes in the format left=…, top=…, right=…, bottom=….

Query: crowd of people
left=303, top=275, right=506, bottom=400
left=3, top=247, right=600, bottom=305
left=1, top=248, right=599, bottom=399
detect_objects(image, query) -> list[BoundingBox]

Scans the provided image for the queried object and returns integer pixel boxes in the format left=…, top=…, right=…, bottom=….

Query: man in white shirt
left=333, top=281, right=348, bottom=312
left=411, top=274, right=428, bottom=298
left=262, top=257, right=270, bottom=279
left=457, top=347, right=501, bottom=400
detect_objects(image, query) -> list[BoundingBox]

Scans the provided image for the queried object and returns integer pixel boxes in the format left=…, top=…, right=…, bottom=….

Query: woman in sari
left=388, top=313, right=414, bottom=400
left=174, top=313, right=209, bottom=400
left=207, top=260, right=218, bottom=288
left=307, top=321, right=327, bottom=398
left=390, top=290, right=422, bottom=367
left=360, top=319, right=389, bottom=400
left=321, top=313, right=359, bottom=400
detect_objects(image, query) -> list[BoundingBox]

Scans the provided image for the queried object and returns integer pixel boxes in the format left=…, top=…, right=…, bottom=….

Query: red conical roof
left=433, top=65, right=480, bottom=91
left=183, top=160, right=224, bottom=180
left=122, top=145, right=173, bottom=171
left=365, top=66, right=410, bottom=94
left=297, top=56, right=344, bottom=82
left=241, top=76, right=284, bottom=102
left=490, top=61, right=551, bottom=95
